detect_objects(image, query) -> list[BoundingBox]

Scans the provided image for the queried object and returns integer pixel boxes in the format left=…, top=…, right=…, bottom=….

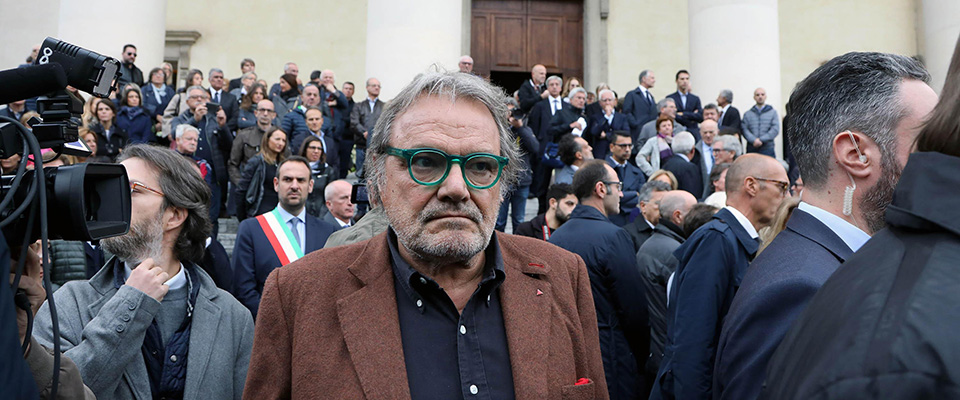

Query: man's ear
left=595, top=181, right=606, bottom=199
left=832, top=131, right=874, bottom=180
left=274, top=176, right=280, bottom=192
left=164, top=206, right=188, bottom=232
left=548, top=197, right=558, bottom=210
left=743, top=176, right=760, bottom=197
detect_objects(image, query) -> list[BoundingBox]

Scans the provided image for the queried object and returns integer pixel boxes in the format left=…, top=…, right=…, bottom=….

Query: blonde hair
left=757, top=196, right=801, bottom=254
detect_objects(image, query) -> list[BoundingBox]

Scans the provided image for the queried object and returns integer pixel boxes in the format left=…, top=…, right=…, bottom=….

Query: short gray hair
left=117, top=145, right=211, bottom=263
left=719, top=89, right=733, bottom=103
left=174, top=124, right=199, bottom=140
left=638, top=180, right=671, bottom=203
left=208, top=68, right=224, bottom=77
left=787, top=52, right=929, bottom=189
left=639, top=69, right=651, bottom=83
left=283, top=62, right=297, bottom=73
left=364, top=70, right=522, bottom=203
left=504, top=96, right=519, bottom=109
left=568, top=87, right=587, bottom=98
left=657, top=98, right=676, bottom=111
left=598, top=89, right=614, bottom=99
left=716, top=135, right=742, bottom=156
left=546, top=75, right=563, bottom=86
left=242, top=72, right=257, bottom=80
left=186, top=85, right=207, bottom=98
left=672, top=131, right=696, bottom=154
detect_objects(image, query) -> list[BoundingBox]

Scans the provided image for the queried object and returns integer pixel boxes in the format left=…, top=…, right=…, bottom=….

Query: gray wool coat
left=33, top=259, right=254, bottom=400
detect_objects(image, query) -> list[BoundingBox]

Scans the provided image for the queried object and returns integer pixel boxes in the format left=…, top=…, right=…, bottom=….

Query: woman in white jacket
left=635, top=115, right=676, bottom=177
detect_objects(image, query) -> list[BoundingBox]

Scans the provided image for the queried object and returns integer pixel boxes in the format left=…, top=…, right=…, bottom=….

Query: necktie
left=718, top=110, right=724, bottom=124
left=646, top=91, right=654, bottom=105
left=552, top=99, right=558, bottom=115
left=214, top=91, right=220, bottom=104
left=289, top=218, right=302, bottom=250
left=615, top=164, right=625, bottom=180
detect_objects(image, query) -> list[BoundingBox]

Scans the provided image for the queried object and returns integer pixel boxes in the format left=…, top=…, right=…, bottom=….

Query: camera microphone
left=0, top=64, right=68, bottom=105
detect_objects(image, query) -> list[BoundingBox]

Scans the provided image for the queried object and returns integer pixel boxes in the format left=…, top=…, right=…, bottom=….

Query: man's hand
left=603, top=104, right=614, bottom=116
left=509, top=116, right=523, bottom=128
left=216, top=109, right=227, bottom=127
left=194, top=104, right=208, bottom=121
left=600, top=131, right=606, bottom=140
left=125, top=259, right=169, bottom=302
left=540, top=90, right=549, bottom=99
left=323, top=83, right=337, bottom=94
left=570, top=121, right=583, bottom=130
left=753, top=138, right=763, bottom=148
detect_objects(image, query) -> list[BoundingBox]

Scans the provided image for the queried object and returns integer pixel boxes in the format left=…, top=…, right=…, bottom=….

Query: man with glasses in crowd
left=244, top=71, right=608, bottom=398
left=606, top=130, right=646, bottom=226
left=230, top=99, right=278, bottom=186
left=117, top=44, right=144, bottom=88
left=651, top=154, right=788, bottom=400
left=588, top=89, right=630, bottom=160
left=550, top=160, right=649, bottom=399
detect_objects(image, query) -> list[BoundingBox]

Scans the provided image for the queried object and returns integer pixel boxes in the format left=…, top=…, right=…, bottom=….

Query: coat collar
left=714, top=207, right=760, bottom=255
left=569, top=204, right=610, bottom=222
left=886, top=152, right=960, bottom=237
left=784, top=209, right=853, bottom=262
left=337, top=230, right=556, bottom=399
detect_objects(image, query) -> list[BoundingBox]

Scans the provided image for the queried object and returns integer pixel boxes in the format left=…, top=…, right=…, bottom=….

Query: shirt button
left=170, top=355, right=178, bottom=363
left=460, top=325, right=467, bottom=335
left=115, top=324, right=125, bottom=333
left=416, top=299, right=423, bottom=308
left=469, top=385, right=478, bottom=395
left=120, top=314, right=131, bottom=322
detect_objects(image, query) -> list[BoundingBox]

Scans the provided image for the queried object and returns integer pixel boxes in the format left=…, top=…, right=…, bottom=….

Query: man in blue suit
left=587, top=89, right=630, bottom=160
left=550, top=160, right=649, bottom=399
left=233, top=156, right=338, bottom=319
left=606, top=131, right=645, bottom=226
left=712, top=51, right=937, bottom=400
left=666, top=70, right=703, bottom=141
left=622, top=69, right=659, bottom=159
left=651, top=154, right=788, bottom=400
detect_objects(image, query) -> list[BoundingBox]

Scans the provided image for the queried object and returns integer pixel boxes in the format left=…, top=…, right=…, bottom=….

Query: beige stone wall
left=778, top=0, right=919, bottom=106
left=605, top=0, right=691, bottom=99
left=165, top=0, right=368, bottom=97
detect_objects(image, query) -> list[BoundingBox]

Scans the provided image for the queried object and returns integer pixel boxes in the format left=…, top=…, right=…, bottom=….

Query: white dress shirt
left=724, top=205, right=759, bottom=239
left=797, top=202, right=870, bottom=252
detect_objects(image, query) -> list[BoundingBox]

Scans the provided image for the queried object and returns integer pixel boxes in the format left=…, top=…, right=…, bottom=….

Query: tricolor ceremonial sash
left=255, top=208, right=304, bottom=265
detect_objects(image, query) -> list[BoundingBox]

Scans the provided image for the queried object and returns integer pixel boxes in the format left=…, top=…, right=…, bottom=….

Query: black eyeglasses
left=602, top=180, right=623, bottom=191
left=385, top=146, right=509, bottom=190
left=752, top=177, right=789, bottom=195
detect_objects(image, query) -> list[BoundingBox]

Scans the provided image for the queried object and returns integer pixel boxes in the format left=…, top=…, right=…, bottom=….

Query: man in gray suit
left=554, top=134, right=593, bottom=185
left=33, top=144, right=254, bottom=400
left=350, top=77, right=384, bottom=179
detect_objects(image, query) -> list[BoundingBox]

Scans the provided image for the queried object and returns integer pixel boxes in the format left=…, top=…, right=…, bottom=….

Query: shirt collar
left=124, top=261, right=187, bottom=290
left=368, top=96, right=378, bottom=103
left=570, top=164, right=580, bottom=172
left=719, top=104, right=730, bottom=113
left=275, top=205, right=306, bottom=225
left=677, top=153, right=690, bottom=162
left=797, top=202, right=870, bottom=252
left=549, top=95, right=562, bottom=102
left=724, top=205, right=759, bottom=239
left=645, top=217, right=655, bottom=230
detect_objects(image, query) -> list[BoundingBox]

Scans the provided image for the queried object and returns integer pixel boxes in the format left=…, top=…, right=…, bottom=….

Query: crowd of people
left=3, top=36, right=960, bottom=399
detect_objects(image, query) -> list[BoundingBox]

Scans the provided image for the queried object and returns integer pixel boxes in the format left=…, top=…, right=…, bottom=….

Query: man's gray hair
left=364, top=70, right=522, bottom=203
left=638, top=180, right=672, bottom=203
left=598, top=89, right=614, bottom=99
left=283, top=62, right=297, bottom=73
left=242, top=72, right=257, bottom=80
left=568, top=87, right=587, bottom=98
left=657, top=97, right=676, bottom=111
left=716, top=135, right=742, bottom=156
left=639, top=69, right=651, bottom=83
left=787, top=52, right=929, bottom=189
left=208, top=68, right=224, bottom=76
left=174, top=124, right=199, bottom=140
left=719, top=89, right=734, bottom=103
left=186, top=85, right=208, bottom=98
left=504, top=96, right=519, bottom=109
left=672, top=131, right=696, bottom=155
left=546, top=75, right=563, bottom=85
left=117, top=144, right=211, bottom=262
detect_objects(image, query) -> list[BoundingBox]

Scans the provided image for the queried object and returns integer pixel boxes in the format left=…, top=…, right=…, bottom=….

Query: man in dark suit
left=548, top=87, right=589, bottom=140
left=528, top=75, right=565, bottom=212
left=233, top=157, right=338, bottom=319
left=350, top=77, right=384, bottom=179
left=666, top=70, right=704, bottom=141
left=587, top=89, right=630, bottom=160
left=713, top=51, right=936, bottom=400
left=651, top=154, right=788, bottom=400
left=550, top=160, right=649, bottom=399
left=208, top=68, right=239, bottom=133
left=606, top=131, right=646, bottom=226
left=692, top=120, right=718, bottom=199
left=662, top=131, right=704, bottom=199
left=623, top=180, right=672, bottom=251
left=228, top=58, right=255, bottom=92
left=622, top=69, right=659, bottom=155
left=244, top=71, right=607, bottom=398
left=319, top=70, right=349, bottom=168
left=717, top=89, right=742, bottom=135
left=517, top=64, right=547, bottom=113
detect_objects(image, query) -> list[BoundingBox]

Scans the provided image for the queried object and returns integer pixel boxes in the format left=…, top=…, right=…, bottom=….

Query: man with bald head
left=518, top=64, right=548, bottom=113
left=323, top=179, right=355, bottom=229
left=652, top=154, right=788, bottom=400
left=458, top=55, right=474, bottom=73
left=637, top=190, right=697, bottom=377
left=742, top=87, right=780, bottom=157
left=283, top=84, right=329, bottom=152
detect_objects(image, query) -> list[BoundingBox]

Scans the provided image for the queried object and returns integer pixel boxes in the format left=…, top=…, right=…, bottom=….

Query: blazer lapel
left=786, top=209, right=854, bottom=261
left=305, top=217, right=324, bottom=252
left=499, top=245, right=552, bottom=399
left=336, top=234, right=411, bottom=399
left=184, top=288, right=222, bottom=398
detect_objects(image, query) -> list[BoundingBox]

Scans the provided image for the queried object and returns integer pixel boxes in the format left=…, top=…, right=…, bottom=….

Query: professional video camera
left=0, top=37, right=132, bottom=398
left=0, top=37, right=131, bottom=247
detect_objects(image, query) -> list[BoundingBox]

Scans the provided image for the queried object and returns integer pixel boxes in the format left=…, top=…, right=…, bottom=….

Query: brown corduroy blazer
left=243, top=231, right=609, bottom=400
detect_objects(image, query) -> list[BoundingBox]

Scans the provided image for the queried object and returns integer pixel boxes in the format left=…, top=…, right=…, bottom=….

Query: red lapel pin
left=536, top=289, right=543, bottom=296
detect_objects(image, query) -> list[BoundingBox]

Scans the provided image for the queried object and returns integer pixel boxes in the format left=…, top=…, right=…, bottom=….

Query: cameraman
left=7, top=241, right=94, bottom=399
left=496, top=97, right=538, bottom=232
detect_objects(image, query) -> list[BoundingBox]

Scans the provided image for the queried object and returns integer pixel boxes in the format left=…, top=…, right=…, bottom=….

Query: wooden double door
left=471, top=0, right=583, bottom=94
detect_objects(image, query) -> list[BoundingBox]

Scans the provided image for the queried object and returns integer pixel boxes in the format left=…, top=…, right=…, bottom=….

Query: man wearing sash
left=232, top=156, right=338, bottom=319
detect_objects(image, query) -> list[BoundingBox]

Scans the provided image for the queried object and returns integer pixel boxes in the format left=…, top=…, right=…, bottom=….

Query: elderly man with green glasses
left=245, top=71, right=609, bottom=399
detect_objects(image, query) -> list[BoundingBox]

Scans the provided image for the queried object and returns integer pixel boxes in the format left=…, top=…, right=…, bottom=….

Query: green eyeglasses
left=386, top=146, right=509, bottom=189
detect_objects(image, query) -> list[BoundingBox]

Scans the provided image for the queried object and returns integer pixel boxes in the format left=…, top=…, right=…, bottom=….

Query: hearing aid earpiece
left=846, top=131, right=867, bottom=163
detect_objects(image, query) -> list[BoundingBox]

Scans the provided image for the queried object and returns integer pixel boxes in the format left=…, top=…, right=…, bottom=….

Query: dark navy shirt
left=388, top=229, right=515, bottom=400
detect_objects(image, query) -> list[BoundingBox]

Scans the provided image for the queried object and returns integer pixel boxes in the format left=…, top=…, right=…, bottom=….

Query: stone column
left=366, top=0, right=464, bottom=101
left=921, top=0, right=960, bottom=94
left=58, top=0, right=168, bottom=79
left=688, top=0, right=783, bottom=157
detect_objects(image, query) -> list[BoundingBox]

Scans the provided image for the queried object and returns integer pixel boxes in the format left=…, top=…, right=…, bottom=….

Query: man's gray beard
left=387, top=200, right=499, bottom=264
left=102, top=208, right=164, bottom=265
left=860, top=151, right=902, bottom=234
